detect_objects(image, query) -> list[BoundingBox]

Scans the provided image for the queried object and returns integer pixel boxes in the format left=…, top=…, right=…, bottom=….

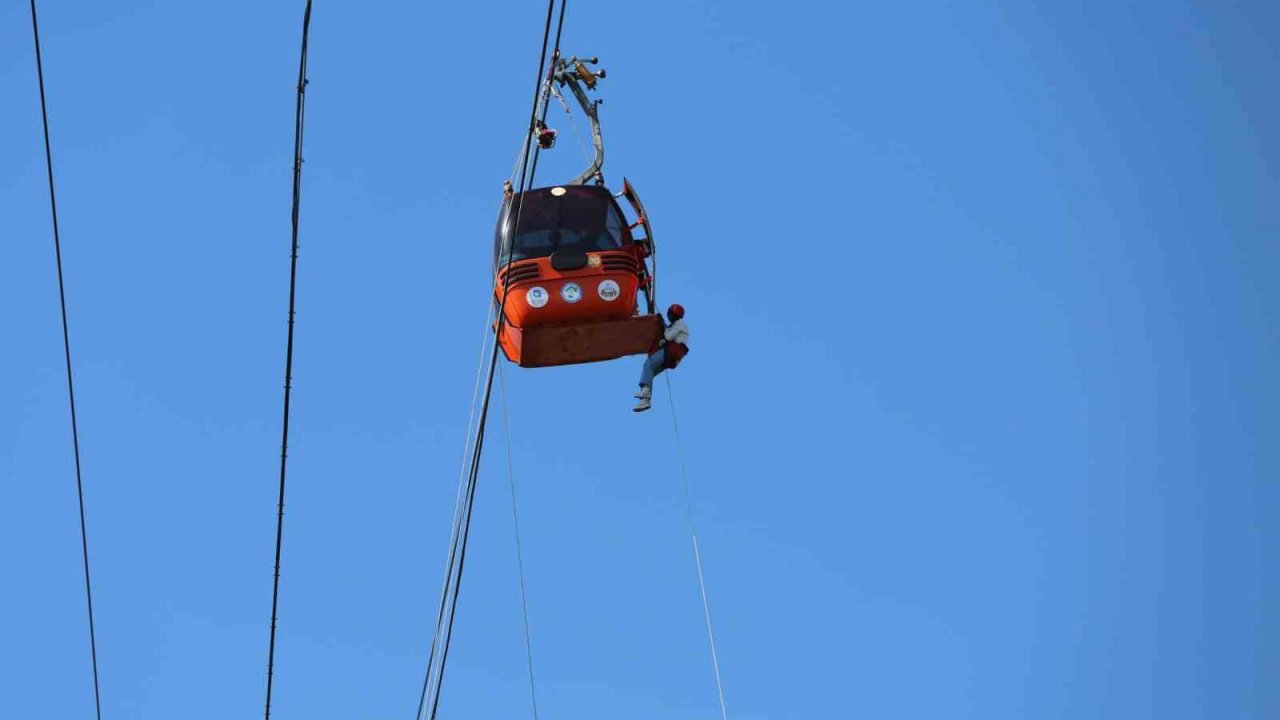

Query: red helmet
left=667, top=303, right=685, bottom=320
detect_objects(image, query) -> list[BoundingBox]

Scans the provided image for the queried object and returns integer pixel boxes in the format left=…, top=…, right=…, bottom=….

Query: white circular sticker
left=526, top=286, right=549, bottom=308
left=560, top=282, right=582, bottom=304
left=597, top=279, right=621, bottom=302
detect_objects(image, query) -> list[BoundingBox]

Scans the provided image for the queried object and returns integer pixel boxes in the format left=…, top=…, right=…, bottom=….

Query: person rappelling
left=633, top=303, right=689, bottom=412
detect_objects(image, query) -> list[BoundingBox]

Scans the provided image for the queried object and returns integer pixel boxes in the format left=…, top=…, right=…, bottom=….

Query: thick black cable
left=415, top=3, right=563, bottom=718
left=263, top=2, right=312, bottom=718
left=29, top=3, right=103, bottom=718
left=526, top=0, right=568, bottom=186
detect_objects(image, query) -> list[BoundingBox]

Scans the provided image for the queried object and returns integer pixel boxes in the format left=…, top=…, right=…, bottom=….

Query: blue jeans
left=639, top=348, right=666, bottom=387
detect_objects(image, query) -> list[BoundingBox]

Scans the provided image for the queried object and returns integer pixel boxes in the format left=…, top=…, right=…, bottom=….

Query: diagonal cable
left=263, top=2, right=313, bottom=718
left=413, top=306, right=494, bottom=720
left=664, top=375, right=730, bottom=720
left=29, top=3, right=104, bottom=718
left=416, top=3, right=566, bottom=718
left=497, top=363, right=540, bottom=720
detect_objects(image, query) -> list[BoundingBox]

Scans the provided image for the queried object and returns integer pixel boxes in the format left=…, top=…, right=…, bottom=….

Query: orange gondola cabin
left=494, top=180, right=659, bottom=367
left=493, top=55, right=662, bottom=368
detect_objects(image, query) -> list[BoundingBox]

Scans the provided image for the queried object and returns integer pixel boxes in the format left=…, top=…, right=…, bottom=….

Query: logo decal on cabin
left=527, top=287, right=549, bottom=308
left=598, top=279, right=620, bottom=301
left=560, top=282, right=583, bottom=303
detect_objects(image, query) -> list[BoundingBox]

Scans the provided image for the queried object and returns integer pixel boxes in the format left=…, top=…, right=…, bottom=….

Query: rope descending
left=665, top=375, right=731, bottom=720
left=497, top=363, right=541, bottom=720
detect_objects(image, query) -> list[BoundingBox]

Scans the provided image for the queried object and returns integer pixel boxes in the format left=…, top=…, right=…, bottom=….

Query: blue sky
left=2, top=1, right=1277, bottom=718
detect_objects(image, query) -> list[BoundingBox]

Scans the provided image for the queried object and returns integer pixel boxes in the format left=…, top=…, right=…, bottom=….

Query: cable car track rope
left=413, top=307, right=495, bottom=719
left=29, top=3, right=104, bottom=717
left=414, top=2, right=565, bottom=718
left=262, top=2, right=312, bottom=718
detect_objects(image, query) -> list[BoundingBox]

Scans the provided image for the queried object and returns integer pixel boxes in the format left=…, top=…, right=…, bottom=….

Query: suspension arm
left=552, top=56, right=606, bottom=185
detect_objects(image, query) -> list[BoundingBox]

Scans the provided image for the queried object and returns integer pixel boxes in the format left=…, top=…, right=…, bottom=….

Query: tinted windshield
left=495, top=186, right=625, bottom=267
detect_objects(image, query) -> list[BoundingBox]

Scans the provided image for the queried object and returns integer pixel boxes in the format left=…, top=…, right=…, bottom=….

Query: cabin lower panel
left=499, top=314, right=664, bottom=368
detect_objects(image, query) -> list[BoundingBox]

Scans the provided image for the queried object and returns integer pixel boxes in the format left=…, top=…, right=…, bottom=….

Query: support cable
left=441, top=303, right=497, bottom=627
left=497, top=363, right=540, bottom=720
left=263, top=2, right=312, bottom=718
left=413, top=306, right=494, bottom=720
left=29, top=3, right=103, bottom=718
left=508, top=0, right=565, bottom=188
left=415, top=3, right=565, bottom=718
left=525, top=0, right=568, bottom=186
left=664, top=375, right=730, bottom=720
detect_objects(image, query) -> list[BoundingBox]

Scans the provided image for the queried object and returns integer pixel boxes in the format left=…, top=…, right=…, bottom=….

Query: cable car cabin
left=494, top=182, right=660, bottom=368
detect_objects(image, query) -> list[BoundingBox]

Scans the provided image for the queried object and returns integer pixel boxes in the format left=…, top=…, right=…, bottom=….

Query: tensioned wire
left=551, top=84, right=594, bottom=168
left=29, top=2, right=104, bottom=717
left=665, top=374, right=730, bottom=720
left=415, top=2, right=566, bottom=718
left=497, top=362, right=541, bottom=720
left=262, top=2, right=313, bottom=718
left=412, top=304, right=493, bottom=720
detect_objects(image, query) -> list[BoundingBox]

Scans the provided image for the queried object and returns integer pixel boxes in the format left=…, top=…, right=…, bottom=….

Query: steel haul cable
left=29, top=3, right=104, bottom=718
left=525, top=0, right=568, bottom=186
left=415, top=2, right=565, bottom=718
left=263, top=2, right=313, bottom=718
left=412, top=306, right=493, bottom=719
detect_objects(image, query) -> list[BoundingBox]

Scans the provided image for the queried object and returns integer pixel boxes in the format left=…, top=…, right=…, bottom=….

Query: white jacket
left=663, top=318, right=689, bottom=345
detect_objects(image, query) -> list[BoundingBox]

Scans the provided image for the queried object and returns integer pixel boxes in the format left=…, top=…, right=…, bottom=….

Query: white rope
left=664, top=374, right=730, bottom=720
left=509, top=130, right=531, bottom=187
left=498, top=362, right=541, bottom=720
left=446, top=303, right=495, bottom=577
left=417, top=302, right=494, bottom=720
left=457, top=304, right=495, bottom=522
left=551, top=85, right=593, bottom=167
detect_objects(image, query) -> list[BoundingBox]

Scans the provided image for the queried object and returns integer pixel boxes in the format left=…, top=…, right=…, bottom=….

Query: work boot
left=634, top=385, right=652, bottom=399
left=632, top=396, right=652, bottom=412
